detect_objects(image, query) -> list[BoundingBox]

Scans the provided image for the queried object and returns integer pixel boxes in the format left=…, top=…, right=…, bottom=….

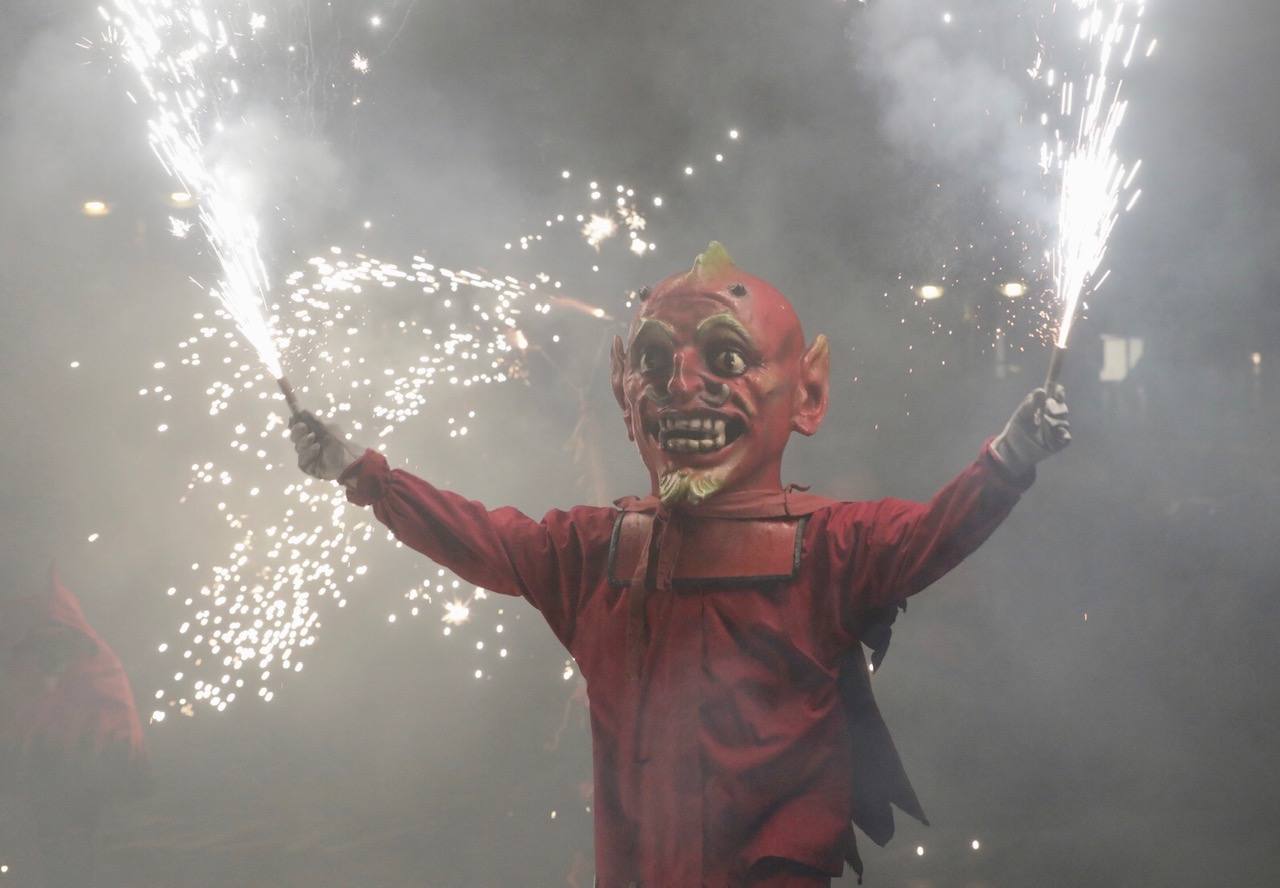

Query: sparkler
left=94, top=0, right=745, bottom=715
left=147, top=249, right=562, bottom=717
left=866, top=2, right=1152, bottom=401
left=1041, top=0, right=1149, bottom=385
left=107, top=0, right=293, bottom=394
left=277, top=375, right=303, bottom=417
left=138, top=130, right=742, bottom=717
left=140, top=135, right=741, bottom=717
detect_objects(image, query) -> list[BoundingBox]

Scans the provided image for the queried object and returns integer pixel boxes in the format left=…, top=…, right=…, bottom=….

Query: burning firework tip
left=1046, top=0, right=1151, bottom=352
left=276, top=376, right=302, bottom=418
left=1045, top=343, right=1067, bottom=389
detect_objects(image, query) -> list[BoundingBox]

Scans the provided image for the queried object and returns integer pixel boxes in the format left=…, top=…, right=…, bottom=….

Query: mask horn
left=691, top=241, right=735, bottom=280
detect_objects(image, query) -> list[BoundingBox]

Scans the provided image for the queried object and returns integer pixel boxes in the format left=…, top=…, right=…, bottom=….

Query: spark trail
left=108, top=0, right=284, bottom=376
left=148, top=250, right=558, bottom=719
left=1039, top=0, right=1150, bottom=348
left=93, top=0, right=746, bottom=717
left=859, top=1, right=1153, bottom=406
left=143, top=134, right=743, bottom=718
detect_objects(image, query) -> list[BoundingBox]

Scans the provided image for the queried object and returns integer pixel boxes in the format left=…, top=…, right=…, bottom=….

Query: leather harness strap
left=609, top=511, right=806, bottom=588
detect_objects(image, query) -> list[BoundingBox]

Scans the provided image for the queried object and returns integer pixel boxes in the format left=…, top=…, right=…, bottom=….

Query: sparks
left=1045, top=1, right=1150, bottom=348
left=582, top=214, right=618, bottom=249
left=110, top=0, right=286, bottom=377
left=94, top=2, right=749, bottom=712
left=76, top=25, right=129, bottom=72
left=885, top=1, right=1154, bottom=364
left=443, top=600, right=472, bottom=626
left=145, top=247, right=575, bottom=715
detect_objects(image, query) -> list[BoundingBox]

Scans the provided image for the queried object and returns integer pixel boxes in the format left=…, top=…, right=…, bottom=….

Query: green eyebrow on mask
left=695, top=312, right=752, bottom=344
left=629, top=318, right=676, bottom=351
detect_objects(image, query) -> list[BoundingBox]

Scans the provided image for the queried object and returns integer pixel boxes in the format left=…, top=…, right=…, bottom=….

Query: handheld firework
left=277, top=377, right=333, bottom=443
left=1044, top=344, right=1067, bottom=391
left=1044, top=295, right=1081, bottom=389
left=1041, top=0, right=1152, bottom=392
left=277, top=376, right=303, bottom=419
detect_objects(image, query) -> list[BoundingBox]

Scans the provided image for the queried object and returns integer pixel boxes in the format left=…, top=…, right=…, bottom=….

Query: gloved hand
left=991, top=384, right=1071, bottom=477
left=290, top=410, right=364, bottom=481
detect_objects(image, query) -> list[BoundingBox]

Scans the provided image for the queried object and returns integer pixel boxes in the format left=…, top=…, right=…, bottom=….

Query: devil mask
left=611, top=243, right=830, bottom=507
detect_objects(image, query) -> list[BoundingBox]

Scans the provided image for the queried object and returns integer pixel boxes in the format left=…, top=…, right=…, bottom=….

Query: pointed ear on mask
left=792, top=334, right=830, bottom=437
left=610, top=335, right=634, bottom=441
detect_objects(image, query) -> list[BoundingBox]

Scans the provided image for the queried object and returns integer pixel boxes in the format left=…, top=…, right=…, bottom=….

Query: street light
left=1000, top=282, right=1027, bottom=298
left=81, top=200, right=110, bottom=217
left=918, top=284, right=944, bottom=301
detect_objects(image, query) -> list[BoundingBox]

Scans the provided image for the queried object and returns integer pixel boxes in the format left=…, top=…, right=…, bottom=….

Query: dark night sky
left=1, top=1, right=1278, bottom=885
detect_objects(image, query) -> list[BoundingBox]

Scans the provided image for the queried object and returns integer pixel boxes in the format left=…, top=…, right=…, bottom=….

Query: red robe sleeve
left=339, top=450, right=613, bottom=649
left=829, top=441, right=1034, bottom=628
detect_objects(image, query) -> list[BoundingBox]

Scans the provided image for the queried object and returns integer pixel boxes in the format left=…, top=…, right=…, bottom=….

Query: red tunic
left=341, top=445, right=1031, bottom=886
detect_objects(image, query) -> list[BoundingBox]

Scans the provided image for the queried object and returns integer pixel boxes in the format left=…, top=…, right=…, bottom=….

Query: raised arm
left=839, top=386, right=1070, bottom=618
left=290, top=411, right=610, bottom=648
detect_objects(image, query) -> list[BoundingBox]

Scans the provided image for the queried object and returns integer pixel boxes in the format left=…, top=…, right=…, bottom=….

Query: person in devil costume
left=0, top=570, right=148, bottom=888
left=291, top=243, right=1070, bottom=887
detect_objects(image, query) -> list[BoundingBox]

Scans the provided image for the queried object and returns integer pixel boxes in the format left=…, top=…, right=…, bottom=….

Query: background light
left=918, top=284, right=944, bottom=300
left=169, top=191, right=194, bottom=207
left=81, top=200, right=109, bottom=216
left=1000, top=281, right=1027, bottom=298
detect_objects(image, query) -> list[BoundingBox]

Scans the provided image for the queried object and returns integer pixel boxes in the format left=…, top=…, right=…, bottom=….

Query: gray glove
left=991, top=384, right=1071, bottom=477
left=289, top=410, right=364, bottom=481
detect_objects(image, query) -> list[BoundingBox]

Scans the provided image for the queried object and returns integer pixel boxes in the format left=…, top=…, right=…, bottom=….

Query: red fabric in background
left=0, top=574, right=146, bottom=795
left=341, top=446, right=1030, bottom=887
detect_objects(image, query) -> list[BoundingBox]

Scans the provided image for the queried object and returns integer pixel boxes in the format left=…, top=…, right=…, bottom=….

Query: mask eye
left=710, top=347, right=747, bottom=377
left=638, top=345, right=671, bottom=375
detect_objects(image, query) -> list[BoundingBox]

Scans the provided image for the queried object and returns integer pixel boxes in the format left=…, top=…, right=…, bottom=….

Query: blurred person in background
left=0, top=566, right=148, bottom=888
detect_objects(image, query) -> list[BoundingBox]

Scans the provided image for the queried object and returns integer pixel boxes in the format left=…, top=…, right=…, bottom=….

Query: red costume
left=314, top=243, right=1042, bottom=886
left=343, top=444, right=1027, bottom=885
left=0, top=573, right=148, bottom=888
left=0, top=573, right=147, bottom=792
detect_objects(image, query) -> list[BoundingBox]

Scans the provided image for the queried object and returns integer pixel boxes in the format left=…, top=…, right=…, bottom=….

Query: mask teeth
left=659, top=416, right=727, bottom=434
left=659, top=415, right=731, bottom=452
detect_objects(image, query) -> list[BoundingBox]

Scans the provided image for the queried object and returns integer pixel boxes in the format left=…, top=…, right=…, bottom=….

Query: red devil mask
left=611, top=243, right=830, bottom=507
